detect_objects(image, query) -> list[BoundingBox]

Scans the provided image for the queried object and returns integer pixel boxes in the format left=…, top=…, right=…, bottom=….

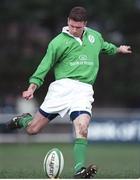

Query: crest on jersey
left=88, top=35, right=95, bottom=43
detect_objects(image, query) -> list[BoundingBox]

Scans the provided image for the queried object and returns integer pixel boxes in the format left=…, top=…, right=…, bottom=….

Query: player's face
left=68, top=18, right=87, bottom=38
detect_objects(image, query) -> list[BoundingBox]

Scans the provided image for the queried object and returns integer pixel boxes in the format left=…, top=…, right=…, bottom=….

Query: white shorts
left=40, top=78, right=94, bottom=117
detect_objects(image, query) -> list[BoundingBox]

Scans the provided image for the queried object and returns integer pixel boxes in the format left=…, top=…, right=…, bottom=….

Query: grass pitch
left=0, top=142, right=139, bottom=178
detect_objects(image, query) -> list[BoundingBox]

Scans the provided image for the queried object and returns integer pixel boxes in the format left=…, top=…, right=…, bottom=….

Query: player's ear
left=67, top=18, right=70, bottom=24
left=84, top=21, right=87, bottom=26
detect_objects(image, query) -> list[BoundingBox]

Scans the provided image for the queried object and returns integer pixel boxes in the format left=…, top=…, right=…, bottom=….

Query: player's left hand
left=117, top=45, right=132, bottom=54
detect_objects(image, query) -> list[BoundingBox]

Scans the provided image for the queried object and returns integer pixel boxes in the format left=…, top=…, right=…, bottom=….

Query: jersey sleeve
left=100, top=34, right=118, bottom=55
left=29, top=42, right=57, bottom=88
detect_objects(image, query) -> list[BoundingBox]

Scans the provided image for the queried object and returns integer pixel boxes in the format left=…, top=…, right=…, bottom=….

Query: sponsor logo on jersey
left=79, top=55, right=88, bottom=61
left=69, top=54, right=94, bottom=66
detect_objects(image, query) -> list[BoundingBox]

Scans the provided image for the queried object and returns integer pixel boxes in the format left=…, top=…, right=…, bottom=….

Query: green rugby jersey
left=29, top=27, right=117, bottom=87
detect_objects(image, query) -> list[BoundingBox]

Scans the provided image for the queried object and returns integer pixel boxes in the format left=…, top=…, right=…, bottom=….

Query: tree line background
left=0, top=0, right=140, bottom=112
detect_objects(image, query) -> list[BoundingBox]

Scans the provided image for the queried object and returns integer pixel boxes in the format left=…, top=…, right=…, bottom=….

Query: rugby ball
left=43, top=148, right=64, bottom=178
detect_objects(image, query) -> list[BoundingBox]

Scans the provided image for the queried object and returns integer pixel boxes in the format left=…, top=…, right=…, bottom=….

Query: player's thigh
left=27, top=111, right=49, bottom=133
left=73, top=113, right=91, bottom=138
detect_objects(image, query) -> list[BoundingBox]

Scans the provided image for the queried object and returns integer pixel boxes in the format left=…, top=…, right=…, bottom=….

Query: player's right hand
left=22, top=83, right=37, bottom=100
left=22, top=90, right=34, bottom=100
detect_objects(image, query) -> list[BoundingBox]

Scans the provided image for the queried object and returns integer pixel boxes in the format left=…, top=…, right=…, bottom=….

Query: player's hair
left=68, top=6, right=87, bottom=22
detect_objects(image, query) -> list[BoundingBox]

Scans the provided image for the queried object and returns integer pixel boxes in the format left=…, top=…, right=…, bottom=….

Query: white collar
left=62, top=26, right=87, bottom=37
left=62, top=26, right=87, bottom=45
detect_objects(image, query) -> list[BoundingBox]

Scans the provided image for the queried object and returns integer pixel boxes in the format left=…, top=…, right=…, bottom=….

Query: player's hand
left=117, top=45, right=132, bottom=54
left=22, top=83, right=37, bottom=100
left=22, top=89, right=34, bottom=100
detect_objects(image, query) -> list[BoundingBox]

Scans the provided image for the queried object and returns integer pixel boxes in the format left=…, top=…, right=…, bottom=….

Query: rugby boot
left=74, top=164, right=97, bottom=178
left=7, top=113, right=32, bottom=129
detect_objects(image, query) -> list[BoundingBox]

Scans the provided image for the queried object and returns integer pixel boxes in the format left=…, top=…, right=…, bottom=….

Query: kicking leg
left=7, top=109, right=58, bottom=134
left=26, top=111, right=49, bottom=135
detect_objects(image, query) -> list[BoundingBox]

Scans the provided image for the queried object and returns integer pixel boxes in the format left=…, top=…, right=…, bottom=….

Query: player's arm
left=22, top=40, right=61, bottom=100
left=117, top=45, right=132, bottom=54
left=29, top=43, right=55, bottom=88
left=22, top=83, right=37, bottom=100
left=99, top=34, right=132, bottom=55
